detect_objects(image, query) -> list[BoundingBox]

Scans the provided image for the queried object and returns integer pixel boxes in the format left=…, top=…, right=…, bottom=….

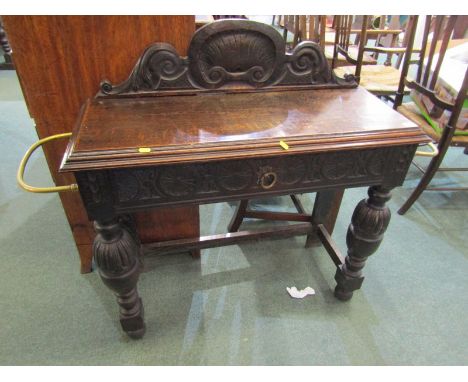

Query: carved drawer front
left=109, top=145, right=416, bottom=211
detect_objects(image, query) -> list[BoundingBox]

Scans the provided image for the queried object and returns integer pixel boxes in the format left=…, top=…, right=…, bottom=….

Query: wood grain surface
left=62, top=87, right=428, bottom=171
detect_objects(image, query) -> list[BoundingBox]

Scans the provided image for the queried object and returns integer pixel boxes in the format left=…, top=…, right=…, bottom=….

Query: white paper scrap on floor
left=286, top=286, right=316, bottom=299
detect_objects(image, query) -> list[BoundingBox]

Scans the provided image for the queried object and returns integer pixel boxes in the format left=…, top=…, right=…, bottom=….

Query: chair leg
left=283, top=27, right=288, bottom=43
left=393, top=91, right=404, bottom=110
left=228, top=199, right=249, bottom=232
left=293, top=16, right=301, bottom=47
left=398, top=127, right=455, bottom=215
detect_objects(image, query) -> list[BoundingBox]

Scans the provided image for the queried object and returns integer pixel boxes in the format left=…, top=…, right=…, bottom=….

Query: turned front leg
left=93, top=217, right=145, bottom=338
left=334, top=186, right=392, bottom=301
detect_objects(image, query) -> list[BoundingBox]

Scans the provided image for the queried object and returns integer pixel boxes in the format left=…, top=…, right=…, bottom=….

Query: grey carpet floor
left=0, top=70, right=467, bottom=365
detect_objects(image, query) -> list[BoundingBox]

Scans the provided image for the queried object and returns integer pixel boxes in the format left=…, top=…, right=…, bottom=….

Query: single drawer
left=105, top=144, right=416, bottom=213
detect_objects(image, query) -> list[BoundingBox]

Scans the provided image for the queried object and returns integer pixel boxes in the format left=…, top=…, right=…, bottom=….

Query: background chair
left=332, top=15, right=419, bottom=107
left=327, top=15, right=382, bottom=67
left=281, top=15, right=377, bottom=67
left=281, top=15, right=301, bottom=47
left=272, top=15, right=282, bottom=27
left=284, top=15, right=327, bottom=47
left=396, top=15, right=468, bottom=214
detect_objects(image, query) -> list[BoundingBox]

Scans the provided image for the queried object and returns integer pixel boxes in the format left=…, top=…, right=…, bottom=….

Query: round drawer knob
left=259, top=171, right=277, bottom=189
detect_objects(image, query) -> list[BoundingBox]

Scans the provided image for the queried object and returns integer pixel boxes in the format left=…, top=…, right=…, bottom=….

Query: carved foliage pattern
left=112, top=147, right=412, bottom=207
left=394, top=145, right=417, bottom=173
left=76, top=171, right=109, bottom=206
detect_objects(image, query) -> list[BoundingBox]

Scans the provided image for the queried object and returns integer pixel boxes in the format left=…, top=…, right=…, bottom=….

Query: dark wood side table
left=60, top=20, right=429, bottom=339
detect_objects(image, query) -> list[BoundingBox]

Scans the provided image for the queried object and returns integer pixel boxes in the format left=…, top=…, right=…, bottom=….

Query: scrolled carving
left=248, top=66, right=268, bottom=82
left=287, top=42, right=331, bottom=82
left=97, top=19, right=357, bottom=97
left=100, top=43, right=189, bottom=95
left=204, top=66, right=228, bottom=86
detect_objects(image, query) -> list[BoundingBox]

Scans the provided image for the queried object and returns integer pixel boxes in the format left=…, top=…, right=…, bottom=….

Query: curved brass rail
left=415, top=141, right=439, bottom=158
left=17, top=132, right=78, bottom=193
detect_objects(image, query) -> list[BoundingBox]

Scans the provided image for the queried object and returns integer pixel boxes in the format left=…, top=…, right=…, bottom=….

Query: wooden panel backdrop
left=3, top=16, right=199, bottom=273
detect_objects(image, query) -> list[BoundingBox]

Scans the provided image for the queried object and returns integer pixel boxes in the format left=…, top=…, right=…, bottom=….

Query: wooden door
left=3, top=16, right=199, bottom=273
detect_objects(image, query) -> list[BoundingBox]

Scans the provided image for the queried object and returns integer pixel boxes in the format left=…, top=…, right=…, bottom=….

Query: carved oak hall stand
left=60, top=20, right=428, bottom=339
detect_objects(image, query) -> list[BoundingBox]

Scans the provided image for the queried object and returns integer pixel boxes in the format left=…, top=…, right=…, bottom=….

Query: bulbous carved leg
left=93, top=218, right=145, bottom=339
left=334, top=186, right=392, bottom=301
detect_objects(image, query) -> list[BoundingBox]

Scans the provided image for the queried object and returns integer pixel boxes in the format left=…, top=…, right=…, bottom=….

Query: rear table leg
left=228, top=199, right=249, bottom=232
left=306, top=189, right=344, bottom=247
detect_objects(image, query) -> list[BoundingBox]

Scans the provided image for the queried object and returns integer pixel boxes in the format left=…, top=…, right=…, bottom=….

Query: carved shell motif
left=193, top=31, right=276, bottom=87
left=188, top=20, right=285, bottom=89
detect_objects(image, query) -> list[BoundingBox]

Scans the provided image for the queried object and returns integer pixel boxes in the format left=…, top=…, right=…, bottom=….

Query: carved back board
left=99, top=19, right=357, bottom=97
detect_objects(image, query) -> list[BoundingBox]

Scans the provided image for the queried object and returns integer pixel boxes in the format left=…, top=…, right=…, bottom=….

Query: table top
left=61, top=87, right=429, bottom=171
